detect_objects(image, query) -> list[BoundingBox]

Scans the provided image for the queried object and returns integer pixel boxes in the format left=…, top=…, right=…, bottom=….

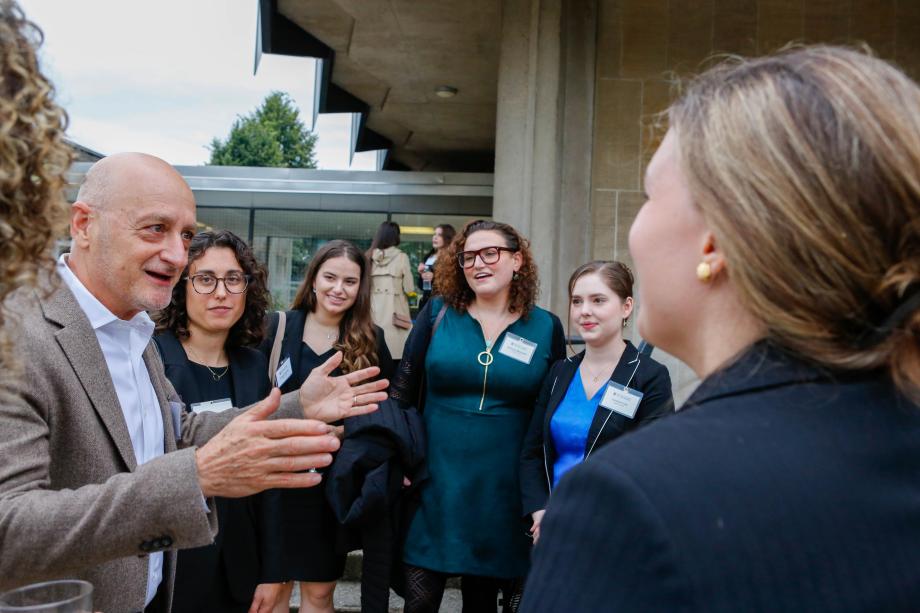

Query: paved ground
left=288, top=581, right=462, bottom=612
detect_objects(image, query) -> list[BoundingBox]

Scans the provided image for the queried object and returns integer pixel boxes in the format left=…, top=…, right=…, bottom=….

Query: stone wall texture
left=590, top=0, right=920, bottom=404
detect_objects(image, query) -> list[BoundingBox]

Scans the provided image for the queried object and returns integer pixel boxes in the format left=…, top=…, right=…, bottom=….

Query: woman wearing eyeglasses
left=154, top=230, right=284, bottom=613
left=392, top=219, right=565, bottom=613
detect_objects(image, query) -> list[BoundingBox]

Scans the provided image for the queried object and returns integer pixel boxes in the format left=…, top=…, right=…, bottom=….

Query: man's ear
left=70, top=201, right=93, bottom=249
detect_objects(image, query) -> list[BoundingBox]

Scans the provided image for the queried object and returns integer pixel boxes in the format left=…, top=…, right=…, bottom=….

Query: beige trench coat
left=370, top=246, right=416, bottom=359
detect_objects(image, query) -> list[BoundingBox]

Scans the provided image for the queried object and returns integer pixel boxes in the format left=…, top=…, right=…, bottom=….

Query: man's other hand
left=298, top=351, right=389, bottom=422
left=195, top=389, right=339, bottom=498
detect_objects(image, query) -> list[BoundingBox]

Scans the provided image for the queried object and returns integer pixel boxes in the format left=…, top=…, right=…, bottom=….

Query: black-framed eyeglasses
left=457, top=246, right=515, bottom=269
left=186, top=273, right=250, bottom=294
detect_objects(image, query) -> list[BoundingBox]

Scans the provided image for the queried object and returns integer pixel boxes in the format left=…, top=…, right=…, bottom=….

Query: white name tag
left=190, top=398, right=234, bottom=414
left=275, top=357, right=293, bottom=388
left=497, top=333, right=538, bottom=365
left=169, top=401, right=183, bottom=441
left=599, top=382, right=644, bottom=419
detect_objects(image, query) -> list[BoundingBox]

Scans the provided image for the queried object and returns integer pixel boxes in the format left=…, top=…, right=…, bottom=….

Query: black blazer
left=521, top=341, right=920, bottom=612
left=519, top=341, right=673, bottom=515
left=154, top=331, right=282, bottom=611
left=262, top=309, right=394, bottom=394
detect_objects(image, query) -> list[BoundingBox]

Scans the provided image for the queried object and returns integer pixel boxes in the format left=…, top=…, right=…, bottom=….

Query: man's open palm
left=299, top=351, right=389, bottom=422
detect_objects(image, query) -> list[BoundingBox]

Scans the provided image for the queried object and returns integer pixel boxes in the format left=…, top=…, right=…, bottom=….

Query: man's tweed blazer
left=0, top=279, right=301, bottom=613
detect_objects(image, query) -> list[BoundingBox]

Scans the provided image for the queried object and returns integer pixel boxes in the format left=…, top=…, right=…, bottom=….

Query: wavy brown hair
left=154, top=230, right=269, bottom=348
left=291, top=240, right=378, bottom=374
left=434, top=219, right=539, bottom=317
left=0, top=1, right=72, bottom=355
left=670, top=45, right=920, bottom=399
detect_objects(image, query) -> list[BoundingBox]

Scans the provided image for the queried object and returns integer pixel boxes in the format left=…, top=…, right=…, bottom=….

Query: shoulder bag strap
left=268, top=310, right=287, bottom=385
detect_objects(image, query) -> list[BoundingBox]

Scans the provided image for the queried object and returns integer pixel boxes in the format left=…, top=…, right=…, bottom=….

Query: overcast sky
left=18, top=0, right=375, bottom=169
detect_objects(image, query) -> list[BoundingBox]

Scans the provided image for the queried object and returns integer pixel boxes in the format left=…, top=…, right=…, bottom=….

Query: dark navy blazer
left=521, top=341, right=920, bottom=612
left=154, top=331, right=282, bottom=611
left=519, top=341, right=674, bottom=515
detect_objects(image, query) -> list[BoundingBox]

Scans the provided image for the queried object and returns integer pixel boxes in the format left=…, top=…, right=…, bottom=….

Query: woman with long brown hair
left=392, top=219, right=565, bottom=612
left=262, top=239, right=392, bottom=613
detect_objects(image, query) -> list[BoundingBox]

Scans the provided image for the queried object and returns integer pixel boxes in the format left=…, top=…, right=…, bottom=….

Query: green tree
left=208, top=92, right=318, bottom=168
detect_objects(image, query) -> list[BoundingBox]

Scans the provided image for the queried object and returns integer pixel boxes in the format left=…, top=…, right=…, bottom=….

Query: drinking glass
left=0, top=580, right=92, bottom=613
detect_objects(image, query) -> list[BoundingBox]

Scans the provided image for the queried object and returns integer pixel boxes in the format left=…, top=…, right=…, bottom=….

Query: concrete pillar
left=493, top=0, right=597, bottom=317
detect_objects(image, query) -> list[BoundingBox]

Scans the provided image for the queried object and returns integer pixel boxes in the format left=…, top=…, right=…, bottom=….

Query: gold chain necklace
left=581, top=361, right=612, bottom=383
left=184, top=344, right=230, bottom=382
left=306, top=316, right=338, bottom=341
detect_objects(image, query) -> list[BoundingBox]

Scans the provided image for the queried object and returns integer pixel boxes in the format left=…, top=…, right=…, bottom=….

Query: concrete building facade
left=259, top=0, right=920, bottom=402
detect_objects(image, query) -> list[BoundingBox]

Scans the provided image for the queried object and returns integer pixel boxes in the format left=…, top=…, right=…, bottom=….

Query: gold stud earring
left=696, top=262, right=712, bottom=282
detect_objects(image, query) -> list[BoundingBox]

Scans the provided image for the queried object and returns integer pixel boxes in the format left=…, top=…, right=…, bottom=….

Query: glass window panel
left=196, top=207, right=252, bottom=242
left=252, top=209, right=386, bottom=308
left=389, top=213, right=490, bottom=278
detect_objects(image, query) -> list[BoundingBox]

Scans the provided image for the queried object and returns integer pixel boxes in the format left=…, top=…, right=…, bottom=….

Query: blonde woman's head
left=658, top=46, right=920, bottom=397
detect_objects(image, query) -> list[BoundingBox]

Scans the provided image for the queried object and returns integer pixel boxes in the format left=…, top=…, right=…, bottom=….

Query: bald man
left=0, top=153, right=387, bottom=613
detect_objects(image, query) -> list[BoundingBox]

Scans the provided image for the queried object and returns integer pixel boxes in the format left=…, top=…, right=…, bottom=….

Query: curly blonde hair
left=434, top=219, right=540, bottom=317
left=0, top=1, right=72, bottom=344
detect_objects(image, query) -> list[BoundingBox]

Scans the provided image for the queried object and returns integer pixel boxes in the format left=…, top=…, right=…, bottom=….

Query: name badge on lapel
left=169, top=401, right=183, bottom=442
left=275, top=357, right=293, bottom=388
left=190, top=398, right=234, bottom=414
left=497, top=333, right=538, bottom=365
left=600, top=382, right=644, bottom=419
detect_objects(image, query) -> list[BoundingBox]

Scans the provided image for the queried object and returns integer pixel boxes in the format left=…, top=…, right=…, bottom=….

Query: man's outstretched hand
left=298, top=351, right=389, bottom=423
left=196, top=389, right=340, bottom=498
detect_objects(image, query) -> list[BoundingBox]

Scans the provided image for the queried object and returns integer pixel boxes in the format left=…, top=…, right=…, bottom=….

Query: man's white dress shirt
left=57, top=255, right=165, bottom=607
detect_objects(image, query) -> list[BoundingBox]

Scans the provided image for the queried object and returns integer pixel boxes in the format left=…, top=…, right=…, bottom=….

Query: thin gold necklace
left=307, top=315, right=338, bottom=341
left=184, top=344, right=229, bottom=382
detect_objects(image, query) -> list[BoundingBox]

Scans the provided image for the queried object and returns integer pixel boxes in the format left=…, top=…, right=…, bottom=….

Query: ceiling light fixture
left=435, top=85, right=458, bottom=98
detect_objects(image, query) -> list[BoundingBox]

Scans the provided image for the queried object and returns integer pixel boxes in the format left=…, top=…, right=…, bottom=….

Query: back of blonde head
left=670, top=46, right=920, bottom=398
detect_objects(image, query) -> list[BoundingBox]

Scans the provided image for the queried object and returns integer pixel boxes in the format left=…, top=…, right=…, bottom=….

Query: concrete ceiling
left=277, top=0, right=501, bottom=172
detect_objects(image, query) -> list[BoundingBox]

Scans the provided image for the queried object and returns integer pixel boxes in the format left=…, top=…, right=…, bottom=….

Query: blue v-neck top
left=550, top=368, right=604, bottom=487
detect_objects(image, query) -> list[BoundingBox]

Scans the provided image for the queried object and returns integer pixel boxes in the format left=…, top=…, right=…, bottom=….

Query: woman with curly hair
left=261, top=239, right=392, bottom=613
left=154, top=230, right=284, bottom=613
left=391, top=219, right=565, bottom=612
left=0, top=0, right=71, bottom=353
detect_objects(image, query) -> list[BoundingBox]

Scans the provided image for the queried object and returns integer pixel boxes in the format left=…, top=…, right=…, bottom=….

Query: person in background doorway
left=519, top=260, right=673, bottom=545
left=369, top=221, right=415, bottom=371
left=154, top=230, right=284, bottom=613
left=417, top=224, right=456, bottom=313
left=262, top=239, right=392, bottom=613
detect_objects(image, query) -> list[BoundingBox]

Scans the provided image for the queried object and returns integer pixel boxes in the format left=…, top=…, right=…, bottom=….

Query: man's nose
left=160, top=233, right=188, bottom=268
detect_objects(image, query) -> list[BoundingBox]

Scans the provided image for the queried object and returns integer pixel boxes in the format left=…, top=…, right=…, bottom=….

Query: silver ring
left=353, top=395, right=358, bottom=407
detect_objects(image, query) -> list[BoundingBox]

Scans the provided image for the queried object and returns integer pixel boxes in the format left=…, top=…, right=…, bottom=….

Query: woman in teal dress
left=391, top=220, right=565, bottom=613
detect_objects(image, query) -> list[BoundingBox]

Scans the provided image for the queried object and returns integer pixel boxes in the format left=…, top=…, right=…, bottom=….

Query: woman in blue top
left=392, top=220, right=565, bottom=613
left=519, top=261, right=673, bottom=543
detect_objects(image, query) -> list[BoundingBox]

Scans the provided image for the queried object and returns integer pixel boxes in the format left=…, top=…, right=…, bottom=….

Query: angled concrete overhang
left=256, top=0, right=500, bottom=173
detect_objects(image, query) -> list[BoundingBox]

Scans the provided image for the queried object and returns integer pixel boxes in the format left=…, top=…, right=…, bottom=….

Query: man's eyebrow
left=132, top=213, right=173, bottom=226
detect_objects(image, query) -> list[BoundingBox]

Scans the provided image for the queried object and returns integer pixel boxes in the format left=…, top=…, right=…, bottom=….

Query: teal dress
left=403, top=304, right=564, bottom=578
